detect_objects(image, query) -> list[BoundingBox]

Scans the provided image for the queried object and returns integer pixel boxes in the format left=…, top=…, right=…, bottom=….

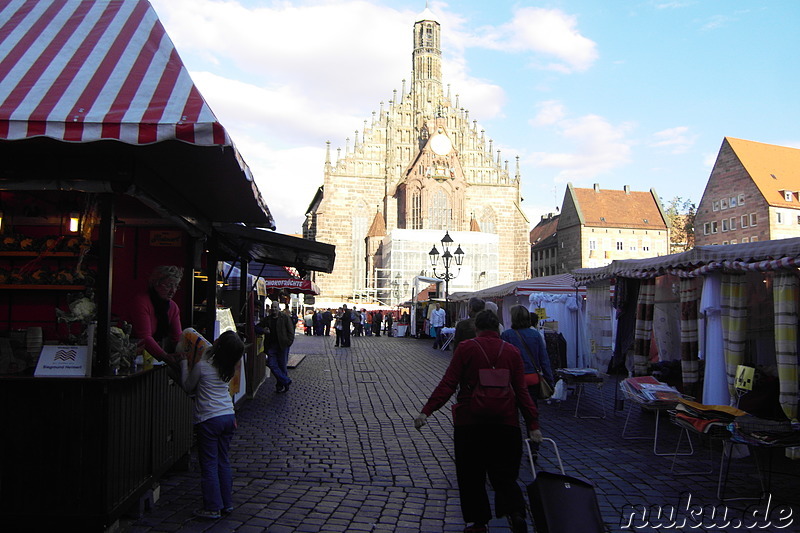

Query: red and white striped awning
left=0, top=0, right=227, bottom=146
left=0, top=0, right=274, bottom=228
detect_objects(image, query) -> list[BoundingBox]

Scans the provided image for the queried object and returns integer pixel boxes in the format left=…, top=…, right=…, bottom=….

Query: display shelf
left=0, top=284, right=86, bottom=290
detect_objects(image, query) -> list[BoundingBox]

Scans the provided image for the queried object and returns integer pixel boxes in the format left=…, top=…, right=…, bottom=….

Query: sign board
left=735, top=365, right=755, bottom=391
left=535, top=308, right=548, bottom=320
left=216, top=307, right=236, bottom=335
left=149, top=230, right=182, bottom=247
left=35, top=345, right=90, bottom=377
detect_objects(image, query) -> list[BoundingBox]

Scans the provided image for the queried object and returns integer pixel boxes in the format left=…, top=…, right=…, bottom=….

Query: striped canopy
left=0, top=0, right=227, bottom=145
left=0, top=0, right=274, bottom=227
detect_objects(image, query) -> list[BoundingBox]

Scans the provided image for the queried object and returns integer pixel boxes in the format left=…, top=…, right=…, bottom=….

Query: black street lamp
left=391, top=273, right=401, bottom=306
left=428, top=231, right=465, bottom=303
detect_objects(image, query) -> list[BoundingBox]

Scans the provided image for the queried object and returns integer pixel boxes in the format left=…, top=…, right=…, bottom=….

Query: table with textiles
left=619, top=377, right=692, bottom=456
left=555, top=368, right=607, bottom=418
left=668, top=399, right=800, bottom=501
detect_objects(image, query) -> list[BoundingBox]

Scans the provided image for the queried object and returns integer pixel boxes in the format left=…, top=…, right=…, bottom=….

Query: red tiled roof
left=530, top=215, right=559, bottom=244
left=726, top=137, right=800, bottom=208
left=572, top=187, right=667, bottom=229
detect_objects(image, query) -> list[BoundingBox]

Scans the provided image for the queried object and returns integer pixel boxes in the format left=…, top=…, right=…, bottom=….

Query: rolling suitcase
left=525, top=438, right=606, bottom=533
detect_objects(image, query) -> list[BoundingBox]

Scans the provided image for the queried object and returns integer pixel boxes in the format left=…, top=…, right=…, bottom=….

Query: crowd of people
left=300, top=307, right=406, bottom=339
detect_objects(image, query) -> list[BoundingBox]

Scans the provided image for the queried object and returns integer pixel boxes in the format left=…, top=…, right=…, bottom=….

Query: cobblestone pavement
left=127, top=333, right=800, bottom=533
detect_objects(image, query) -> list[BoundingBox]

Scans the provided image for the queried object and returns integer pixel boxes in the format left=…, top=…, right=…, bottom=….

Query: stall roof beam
left=214, top=224, right=336, bottom=274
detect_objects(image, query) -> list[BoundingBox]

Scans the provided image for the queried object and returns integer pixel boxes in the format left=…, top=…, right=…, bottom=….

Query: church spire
left=412, top=6, right=443, bottom=118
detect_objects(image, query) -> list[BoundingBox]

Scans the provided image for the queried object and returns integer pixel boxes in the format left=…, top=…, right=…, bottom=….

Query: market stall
left=0, top=2, right=334, bottom=531
left=449, top=274, right=592, bottom=367
left=573, top=238, right=800, bottom=419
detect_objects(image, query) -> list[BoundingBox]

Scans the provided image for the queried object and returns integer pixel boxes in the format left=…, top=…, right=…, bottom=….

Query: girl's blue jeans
left=196, top=414, right=236, bottom=511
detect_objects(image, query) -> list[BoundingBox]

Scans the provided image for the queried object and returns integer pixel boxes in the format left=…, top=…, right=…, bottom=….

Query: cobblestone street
left=128, top=333, right=800, bottom=533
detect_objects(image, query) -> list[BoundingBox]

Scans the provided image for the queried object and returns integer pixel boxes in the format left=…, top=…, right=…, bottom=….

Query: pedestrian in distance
left=386, top=313, right=394, bottom=336
left=360, top=309, right=368, bottom=336
left=313, top=310, right=324, bottom=336
left=414, top=310, right=541, bottom=533
left=340, top=304, right=352, bottom=347
left=430, top=302, right=446, bottom=348
left=179, top=330, right=245, bottom=520
left=322, top=308, right=333, bottom=336
left=257, top=301, right=295, bottom=393
left=333, top=308, right=343, bottom=347
left=303, top=310, right=313, bottom=336
left=452, top=297, right=485, bottom=351
left=351, top=306, right=362, bottom=336
left=372, top=310, right=383, bottom=337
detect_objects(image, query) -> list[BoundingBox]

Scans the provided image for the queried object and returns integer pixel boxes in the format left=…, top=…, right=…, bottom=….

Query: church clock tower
left=411, top=8, right=443, bottom=122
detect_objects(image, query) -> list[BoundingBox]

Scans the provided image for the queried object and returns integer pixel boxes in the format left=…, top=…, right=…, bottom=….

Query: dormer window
left=784, top=190, right=794, bottom=202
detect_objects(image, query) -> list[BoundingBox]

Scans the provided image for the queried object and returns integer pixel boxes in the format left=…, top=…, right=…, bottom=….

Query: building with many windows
left=553, top=183, right=670, bottom=273
left=303, top=8, right=529, bottom=305
left=695, top=137, right=800, bottom=246
left=530, top=213, right=560, bottom=277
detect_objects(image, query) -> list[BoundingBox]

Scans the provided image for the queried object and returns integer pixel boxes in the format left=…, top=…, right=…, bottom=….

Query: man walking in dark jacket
left=322, top=309, right=333, bottom=336
left=340, top=304, right=352, bottom=347
left=258, top=301, right=295, bottom=392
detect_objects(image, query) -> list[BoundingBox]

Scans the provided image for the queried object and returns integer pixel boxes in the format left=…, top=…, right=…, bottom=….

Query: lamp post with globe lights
left=428, top=231, right=464, bottom=304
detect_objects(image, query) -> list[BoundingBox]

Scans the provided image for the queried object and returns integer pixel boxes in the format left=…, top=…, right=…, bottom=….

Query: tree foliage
left=663, top=196, right=696, bottom=253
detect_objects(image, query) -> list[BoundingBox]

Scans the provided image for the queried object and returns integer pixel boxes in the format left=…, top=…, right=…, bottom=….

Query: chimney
left=624, top=185, right=631, bottom=194
left=593, top=183, right=600, bottom=192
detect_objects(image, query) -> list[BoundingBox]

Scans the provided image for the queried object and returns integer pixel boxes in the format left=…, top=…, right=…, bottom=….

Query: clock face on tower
left=430, top=133, right=452, bottom=156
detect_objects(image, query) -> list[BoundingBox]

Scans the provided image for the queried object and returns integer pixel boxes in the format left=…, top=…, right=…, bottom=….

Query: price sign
left=735, top=365, right=755, bottom=391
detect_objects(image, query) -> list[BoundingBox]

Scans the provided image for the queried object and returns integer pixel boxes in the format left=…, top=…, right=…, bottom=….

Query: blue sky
left=149, top=0, right=800, bottom=233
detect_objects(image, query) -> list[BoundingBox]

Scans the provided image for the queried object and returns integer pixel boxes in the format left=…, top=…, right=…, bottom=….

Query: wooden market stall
left=0, top=2, right=335, bottom=531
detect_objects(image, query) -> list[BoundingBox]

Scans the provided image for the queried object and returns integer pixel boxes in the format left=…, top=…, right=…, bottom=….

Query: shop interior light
left=0, top=209, right=4, bottom=232
left=68, top=212, right=80, bottom=233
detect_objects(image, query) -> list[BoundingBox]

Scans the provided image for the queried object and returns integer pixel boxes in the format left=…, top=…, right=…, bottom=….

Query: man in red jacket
left=414, top=310, right=541, bottom=533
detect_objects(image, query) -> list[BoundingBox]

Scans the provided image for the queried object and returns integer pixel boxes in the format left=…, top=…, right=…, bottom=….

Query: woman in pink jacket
left=130, top=265, right=183, bottom=366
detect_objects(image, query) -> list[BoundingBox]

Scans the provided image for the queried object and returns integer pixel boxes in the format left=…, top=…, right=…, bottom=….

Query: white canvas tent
left=450, top=274, right=594, bottom=368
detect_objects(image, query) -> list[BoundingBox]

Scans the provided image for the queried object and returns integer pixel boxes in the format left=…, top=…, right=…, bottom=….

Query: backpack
left=469, top=340, right=515, bottom=420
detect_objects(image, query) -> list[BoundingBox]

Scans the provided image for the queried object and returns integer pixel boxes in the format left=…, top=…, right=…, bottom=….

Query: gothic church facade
left=303, top=8, right=530, bottom=304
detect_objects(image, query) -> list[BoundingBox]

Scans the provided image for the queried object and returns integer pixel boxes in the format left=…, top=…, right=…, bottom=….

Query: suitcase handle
left=525, top=437, right=565, bottom=479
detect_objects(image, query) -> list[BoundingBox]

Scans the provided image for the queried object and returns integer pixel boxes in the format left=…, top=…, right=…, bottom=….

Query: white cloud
left=650, top=126, right=698, bottom=154
left=701, top=14, right=733, bottom=31
left=529, top=108, right=635, bottom=182
left=530, top=100, right=566, bottom=126
left=653, top=1, right=695, bottom=9
left=475, top=7, right=598, bottom=73
left=148, top=0, right=522, bottom=231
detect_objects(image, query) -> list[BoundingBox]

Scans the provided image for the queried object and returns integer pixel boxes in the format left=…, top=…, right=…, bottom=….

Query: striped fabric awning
left=0, top=0, right=274, bottom=227
left=573, top=237, right=800, bottom=284
left=0, top=0, right=226, bottom=145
